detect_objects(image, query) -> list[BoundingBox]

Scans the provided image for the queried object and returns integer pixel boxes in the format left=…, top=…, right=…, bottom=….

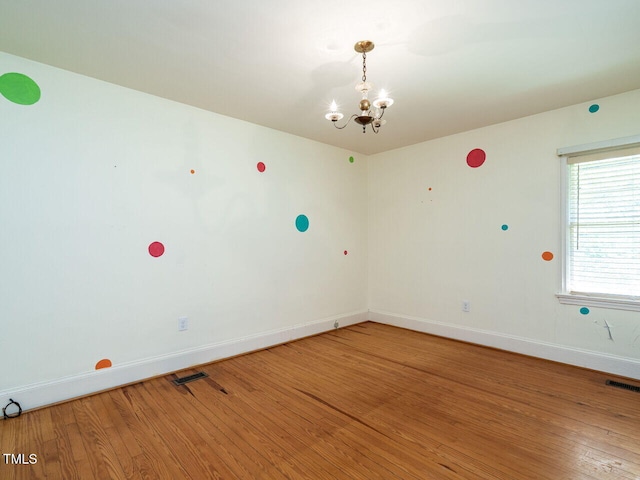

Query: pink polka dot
left=148, top=241, right=165, bottom=257
left=257, top=162, right=266, bottom=173
left=466, top=149, right=486, bottom=168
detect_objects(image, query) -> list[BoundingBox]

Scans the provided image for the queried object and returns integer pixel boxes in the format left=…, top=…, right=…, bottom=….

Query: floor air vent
left=606, top=380, right=640, bottom=393
left=173, top=371, right=208, bottom=386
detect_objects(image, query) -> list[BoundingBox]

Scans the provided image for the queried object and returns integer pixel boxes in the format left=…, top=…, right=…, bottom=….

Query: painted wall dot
left=95, top=359, right=112, bottom=370
left=349, top=156, right=355, bottom=163
left=295, top=214, right=309, bottom=232
left=466, top=148, right=486, bottom=168
left=0, top=72, right=41, bottom=105
left=541, top=251, right=554, bottom=261
left=148, top=241, right=165, bottom=257
left=344, top=250, right=348, bottom=255
left=190, top=169, right=195, bottom=174
left=257, top=162, right=266, bottom=172
left=579, top=307, right=590, bottom=315
left=501, top=224, right=509, bottom=231
left=588, top=104, right=600, bottom=113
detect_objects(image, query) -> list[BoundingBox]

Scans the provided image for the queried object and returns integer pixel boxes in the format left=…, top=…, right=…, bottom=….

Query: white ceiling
left=2, top=0, right=640, bottom=155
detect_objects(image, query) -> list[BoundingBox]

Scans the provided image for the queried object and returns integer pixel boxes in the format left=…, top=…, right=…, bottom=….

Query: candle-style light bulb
left=325, top=100, right=344, bottom=121
left=373, top=88, right=394, bottom=109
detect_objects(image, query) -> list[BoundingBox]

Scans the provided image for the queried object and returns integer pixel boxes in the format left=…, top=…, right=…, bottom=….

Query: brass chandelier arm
left=331, top=114, right=359, bottom=130
left=331, top=108, right=387, bottom=132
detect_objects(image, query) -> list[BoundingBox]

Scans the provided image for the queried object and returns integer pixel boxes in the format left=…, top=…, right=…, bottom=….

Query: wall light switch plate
left=178, top=316, right=189, bottom=331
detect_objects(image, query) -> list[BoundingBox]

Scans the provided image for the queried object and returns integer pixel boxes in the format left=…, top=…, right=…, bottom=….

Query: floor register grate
left=606, top=379, right=640, bottom=393
left=173, top=371, right=209, bottom=386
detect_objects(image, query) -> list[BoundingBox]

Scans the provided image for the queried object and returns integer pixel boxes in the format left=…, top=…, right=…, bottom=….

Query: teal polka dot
left=501, top=224, right=509, bottom=231
left=579, top=307, right=590, bottom=315
left=588, top=104, right=599, bottom=113
left=295, top=214, right=309, bottom=232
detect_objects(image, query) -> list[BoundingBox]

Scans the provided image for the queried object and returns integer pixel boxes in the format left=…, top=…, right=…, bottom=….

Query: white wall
left=2, top=50, right=638, bottom=411
left=368, top=89, right=640, bottom=378
left=0, top=53, right=368, bottom=409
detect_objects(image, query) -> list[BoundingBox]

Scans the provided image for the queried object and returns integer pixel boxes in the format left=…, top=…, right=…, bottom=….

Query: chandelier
left=325, top=40, right=394, bottom=133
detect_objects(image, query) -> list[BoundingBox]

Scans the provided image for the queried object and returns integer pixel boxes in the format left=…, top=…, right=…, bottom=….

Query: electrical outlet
left=178, top=316, right=189, bottom=331
left=462, top=301, right=470, bottom=313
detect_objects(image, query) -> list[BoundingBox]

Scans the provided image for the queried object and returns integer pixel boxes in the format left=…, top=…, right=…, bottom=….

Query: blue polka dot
left=501, top=224, right=509, bottom=231
left=589, top=104, right=599, bottom=113
left=580, top=307, right=590, bottom=315
left=295, top=214, right=309, bottom=232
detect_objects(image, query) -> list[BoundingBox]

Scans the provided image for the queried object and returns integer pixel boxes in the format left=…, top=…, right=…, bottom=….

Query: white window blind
left=566, top=148, right=640, bottom=298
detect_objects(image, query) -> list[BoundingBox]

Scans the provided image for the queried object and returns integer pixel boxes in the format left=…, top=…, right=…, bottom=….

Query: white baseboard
left=369, top=310, right=640, bottom=380
left=0, top=311, right=367, bottom=412
left=5, top=308, right=636, bottom=413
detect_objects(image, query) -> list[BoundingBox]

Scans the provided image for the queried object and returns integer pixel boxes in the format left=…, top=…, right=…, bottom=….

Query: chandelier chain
left=362, top=51, right=367, bottom=83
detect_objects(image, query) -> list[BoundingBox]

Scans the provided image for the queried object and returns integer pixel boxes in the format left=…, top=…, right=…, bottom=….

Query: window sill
left=556, top=293, right=640, bottom=312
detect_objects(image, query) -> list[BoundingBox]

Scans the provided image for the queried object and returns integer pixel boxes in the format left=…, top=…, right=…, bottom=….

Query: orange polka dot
left=541, top=251, right=554, bottom=261
left=95, top=359, right=112, bottom=370
left=190, top=169, right=195, bottom=174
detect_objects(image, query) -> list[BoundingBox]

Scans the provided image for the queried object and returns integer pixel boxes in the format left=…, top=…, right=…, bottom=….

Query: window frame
left=556, top=134, right=640, bottom=312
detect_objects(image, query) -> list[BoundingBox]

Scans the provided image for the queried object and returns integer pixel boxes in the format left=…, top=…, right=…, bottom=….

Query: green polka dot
left=349, top=156, right=355, bottom=163
left=0, top=73, right=41, bottom=105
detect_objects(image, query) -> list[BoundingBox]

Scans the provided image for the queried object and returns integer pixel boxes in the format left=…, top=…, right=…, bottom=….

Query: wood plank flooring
left=1, top=322, right=639, bottom=479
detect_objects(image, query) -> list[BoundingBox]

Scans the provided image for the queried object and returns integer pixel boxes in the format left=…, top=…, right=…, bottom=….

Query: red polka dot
left=257, top=162, right=266, bottom=172
left=542, top=251, right=554, bottom=261
left=344, top=250, right=348, bottom=255
left=148, top=241, right=165, bottom=257
left=466, top=148, right=486, bottom=168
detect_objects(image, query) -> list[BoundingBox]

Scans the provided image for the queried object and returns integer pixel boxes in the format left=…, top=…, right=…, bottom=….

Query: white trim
left=6, top=308, right=638, bottom=412
left=0, top=311, right=367, bottom=412
left=560, top=155, right=569, bottom=294
left=368, top=310, right=640, bottom=380
left=558, top=142, right=640, bottom=305
left=556, top=293, right=640, bottom=312
left=557, top=134, right=640, bottom=157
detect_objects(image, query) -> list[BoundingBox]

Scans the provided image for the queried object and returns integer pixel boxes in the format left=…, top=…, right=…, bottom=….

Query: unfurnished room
left=1, top=1, right=639, bottom=479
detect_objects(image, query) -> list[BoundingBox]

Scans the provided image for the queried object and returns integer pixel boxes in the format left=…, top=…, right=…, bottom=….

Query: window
left=557, top=136, right=640, bottom=311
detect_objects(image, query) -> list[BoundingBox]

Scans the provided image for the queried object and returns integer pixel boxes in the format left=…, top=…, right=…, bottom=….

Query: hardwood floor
left=2, top=322, right=639, bottom=479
